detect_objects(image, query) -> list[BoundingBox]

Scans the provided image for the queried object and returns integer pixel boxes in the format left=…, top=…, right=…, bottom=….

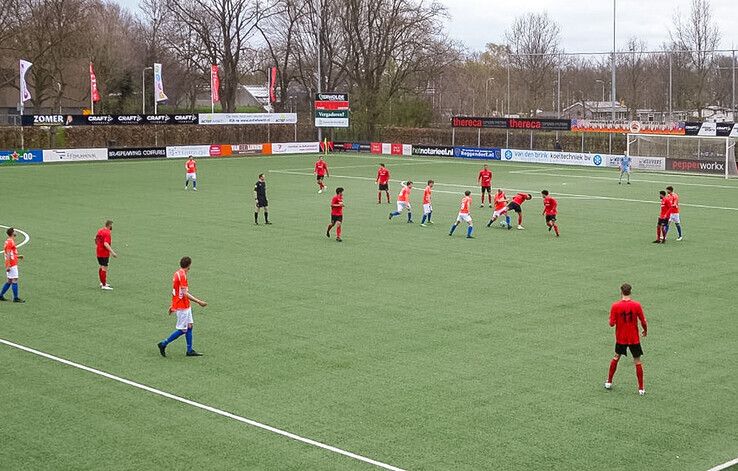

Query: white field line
left=0, top=225, right=30, bottom=247
left=707, top=457, right=738, bottom=471
left=505, top=170, right=738, bottom=190
left=270, top=170, right=738, bottom=212
left=0, top=338, right=407, bottom=471
left=508, top=166, right=734, bottom=180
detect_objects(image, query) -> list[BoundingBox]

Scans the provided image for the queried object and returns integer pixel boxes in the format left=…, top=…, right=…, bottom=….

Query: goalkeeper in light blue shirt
left=619, top=153, right=631, bottom=184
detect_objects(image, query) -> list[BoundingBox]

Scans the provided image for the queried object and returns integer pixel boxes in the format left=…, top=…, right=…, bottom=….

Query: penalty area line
left=0, top=225, right=30, bottom=248
left=0, top=338, right=407, bottom=471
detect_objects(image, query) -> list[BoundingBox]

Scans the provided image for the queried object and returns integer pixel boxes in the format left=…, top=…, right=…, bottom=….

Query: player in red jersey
left=449, top=190, right=474, bottom=238
left=326, top=187, right=345, bottom=242
left=95, top=220, right=118, bottom=290
left=477, top=164, right=493, bottom=207
left=654, top=190, right=671, bottom=244
left=605, top=283, right=648, bottom=395
left=664, top=186, right=683, bottom=241
left=541, top=190, right=559, bottom=237
left=420, top=180, right=434, bottom=226
left=185, top=156, right=198, bottom=191
left=486, top=189, right=511, bottom=229
left=376, top=163, right=391, bottom=204
left=314, top=156, right=329, bottom=193
left=1, top=227, right=25, bottom=302
left=157, top=256, right=208, bottom=357
left=507, top=192, right=532, bottom=230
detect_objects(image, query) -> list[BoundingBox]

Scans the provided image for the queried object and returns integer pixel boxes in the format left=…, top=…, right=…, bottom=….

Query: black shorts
left=481, top=186, right=491, bottom=193
left=256, top=199, right=268, bottom=208
left=316, top=175, right=325, bottom=181
left=378, top=183, right=389, bottom=191
left=507, top=202, right=522, bottom=213
left=615, top=343, right=643, bottom=357
left=545, top=214, right=557, bottom=223
left=97, top=257, right=109, bottom=267
left=658, top=217, right=669, bottom=225
left=331, top=215, right=343, bottom=223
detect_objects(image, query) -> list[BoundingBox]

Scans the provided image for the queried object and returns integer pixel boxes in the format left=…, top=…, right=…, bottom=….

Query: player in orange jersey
left=449, top=190, right=474, bottom=238
left=389, top=181, right=413, bottom=223
left=185, top=156, right=198, bottom=190
left=376, top=163, right=391, bottom=204
left=664, top=186, right=683, bottom=241
left=486, top=188, right=511, bottom=229
left=1, top=227, right=25, bottom=302
left=420, top=180, right=434, bottom=226
left=314, top=156, right=329, bottom=193
left=157, top=256, right=208, bottom=357
left=541, top=190, right=560, bottom=237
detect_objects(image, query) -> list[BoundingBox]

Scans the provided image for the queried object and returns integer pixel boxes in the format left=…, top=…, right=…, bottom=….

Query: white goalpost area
left=627, top=133, right=738, bottom=179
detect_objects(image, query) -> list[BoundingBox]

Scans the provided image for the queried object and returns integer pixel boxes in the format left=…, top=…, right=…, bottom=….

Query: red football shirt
left=512, top=193, right=529, bottom=206
left=377, top=167, right=390, bottom=184
left=4, top=237, right=18, bottom=268
left=494, top=192, right=507, bottom=211
left=609, top=299, right=647, bottom=345
left=659, top=196, right=672, bottom=219
left=331, top=194, right=343, bottom=216
left=315, top=160, right=328, bottom=176
left=422, top=186, right=432, bottom=204
left=95, top=228, right=112, bottom=257
left=186, top=160, right=196, bottom=173
left=543, top=196, right=558, bottom=215
left=668, top=193, right=680, bottom=214
left=171, top=268, right=190, bottom=310
left=478, top=169, right=492, bottom=186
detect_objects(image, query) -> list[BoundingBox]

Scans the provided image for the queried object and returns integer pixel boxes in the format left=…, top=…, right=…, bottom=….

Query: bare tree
left=619, top=37, right=647, bottom=120
left=505, top=12, right=561, bottom=115
left=670, top=0, right=720, bottom=117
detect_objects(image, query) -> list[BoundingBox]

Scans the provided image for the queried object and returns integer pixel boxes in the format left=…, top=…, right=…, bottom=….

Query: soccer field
left=1, top=153, right=737, bottom=470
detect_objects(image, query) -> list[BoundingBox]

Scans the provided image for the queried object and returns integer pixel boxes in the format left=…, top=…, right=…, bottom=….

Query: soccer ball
left=500, top=221, right=507, bottom=227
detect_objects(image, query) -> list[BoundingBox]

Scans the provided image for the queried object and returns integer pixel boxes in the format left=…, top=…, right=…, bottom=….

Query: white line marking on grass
left=0, top=338, right=407, bottom=471
left=707, top=457, right=738, bottom=471
left=270, top=170, right=738, bottom=211
left=0, top=225, right=30, bottom=247
left=505, top=171, right=738, bottom=189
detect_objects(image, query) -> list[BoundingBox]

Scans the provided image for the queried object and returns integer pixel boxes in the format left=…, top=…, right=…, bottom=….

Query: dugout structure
left=627, top=133, right=738, bottom=178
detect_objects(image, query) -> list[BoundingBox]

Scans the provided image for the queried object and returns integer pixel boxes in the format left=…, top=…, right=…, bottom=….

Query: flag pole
left=90, top=62, right=95, bottom=115
left=19, top=64, right=24, bottom=150
left=211, top=66, right=214, bottom=113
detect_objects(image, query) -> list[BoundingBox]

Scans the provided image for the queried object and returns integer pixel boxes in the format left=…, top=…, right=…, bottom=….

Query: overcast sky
left=441, top=0, right=738, bottom=53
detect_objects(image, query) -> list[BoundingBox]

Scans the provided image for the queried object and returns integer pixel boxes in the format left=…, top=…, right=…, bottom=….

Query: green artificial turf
left=0, top=153, right=736, bottom=470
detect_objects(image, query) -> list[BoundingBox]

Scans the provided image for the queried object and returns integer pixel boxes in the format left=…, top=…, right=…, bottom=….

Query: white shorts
left=456, top=213, right=472, bottom=223
left=186, top=173, right=197, bottom=181
left=396, top=201, right=411, bottom=212
left=423, top=203, right=432, bottom=214
left=493, top=208, right=507, bottom=218
left=6, top=265, right=18, bottom=279
left=669, top=213, right=681, bottom=223
left=175, top=308, right=194, bottom=330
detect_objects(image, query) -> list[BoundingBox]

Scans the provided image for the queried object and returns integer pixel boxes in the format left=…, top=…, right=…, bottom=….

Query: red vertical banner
left=269, top=67, right=277, bottom=103
left=89, top=62, right=100, bottom=103
left=210, top=65, right=220, bottom=103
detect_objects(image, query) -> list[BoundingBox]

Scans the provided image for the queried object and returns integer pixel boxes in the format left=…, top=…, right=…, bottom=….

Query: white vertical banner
left=153, top=63, right=167, bottom=103
left=19, top=60, right=32, bottom=104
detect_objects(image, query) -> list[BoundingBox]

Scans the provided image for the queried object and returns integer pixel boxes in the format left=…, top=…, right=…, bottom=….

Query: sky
left=440, top=0, right=738, bottom=53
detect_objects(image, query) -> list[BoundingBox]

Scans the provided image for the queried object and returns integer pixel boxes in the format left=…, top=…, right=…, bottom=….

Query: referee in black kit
left=254, top=173, right=271, bottom=225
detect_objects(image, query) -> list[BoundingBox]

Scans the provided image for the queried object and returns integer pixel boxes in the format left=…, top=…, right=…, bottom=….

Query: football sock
left=185, top=327, right=193, bottom=352
left=656, top=226, right=661, bottom=240
left=264, top=212, right=269, bottom=223
left=466, top=226, right=473, bottom=237
left=676, top=223, right=682, bottom=237
left=326, top=223, right=333, bottom=234
left=407, top=212, right=412, bottom=222
left=0, top=282, right=10, bottom=297
left=185, top=180, right=189, bottom=187
left=421, top=214, right=427, bottom=224
left=98, top=268, right=104, bottom=284
left=101, top=269, right=107, bottom=285
left=518, top=214, right=523, bottom=226
left=486, top=219, right=493, bottom=227
left=449, top=223, right=457, bottom=235
left=553, top=224, right=559, bottom=236
left=635, top=363, right=644, bottom=390
left=11, top=283, right=18, bottom=299
left=389, top=211, right=399, bottom=218
left=254, top=212, right=259, bottom=224
left=336, top=226, right=342, bottom=238
left=505, top=215, right=511, bottom=226
left=378, top=192, right=381, bottom=203
left=607, top=358, right=618, bottom=382
left=163, top=330, right=183, bottom=345
left=193, top=180, right=197, bottom=189
left=427, top=211, right=432, bottom=222
left=663, top=223, right=670, bottom=236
